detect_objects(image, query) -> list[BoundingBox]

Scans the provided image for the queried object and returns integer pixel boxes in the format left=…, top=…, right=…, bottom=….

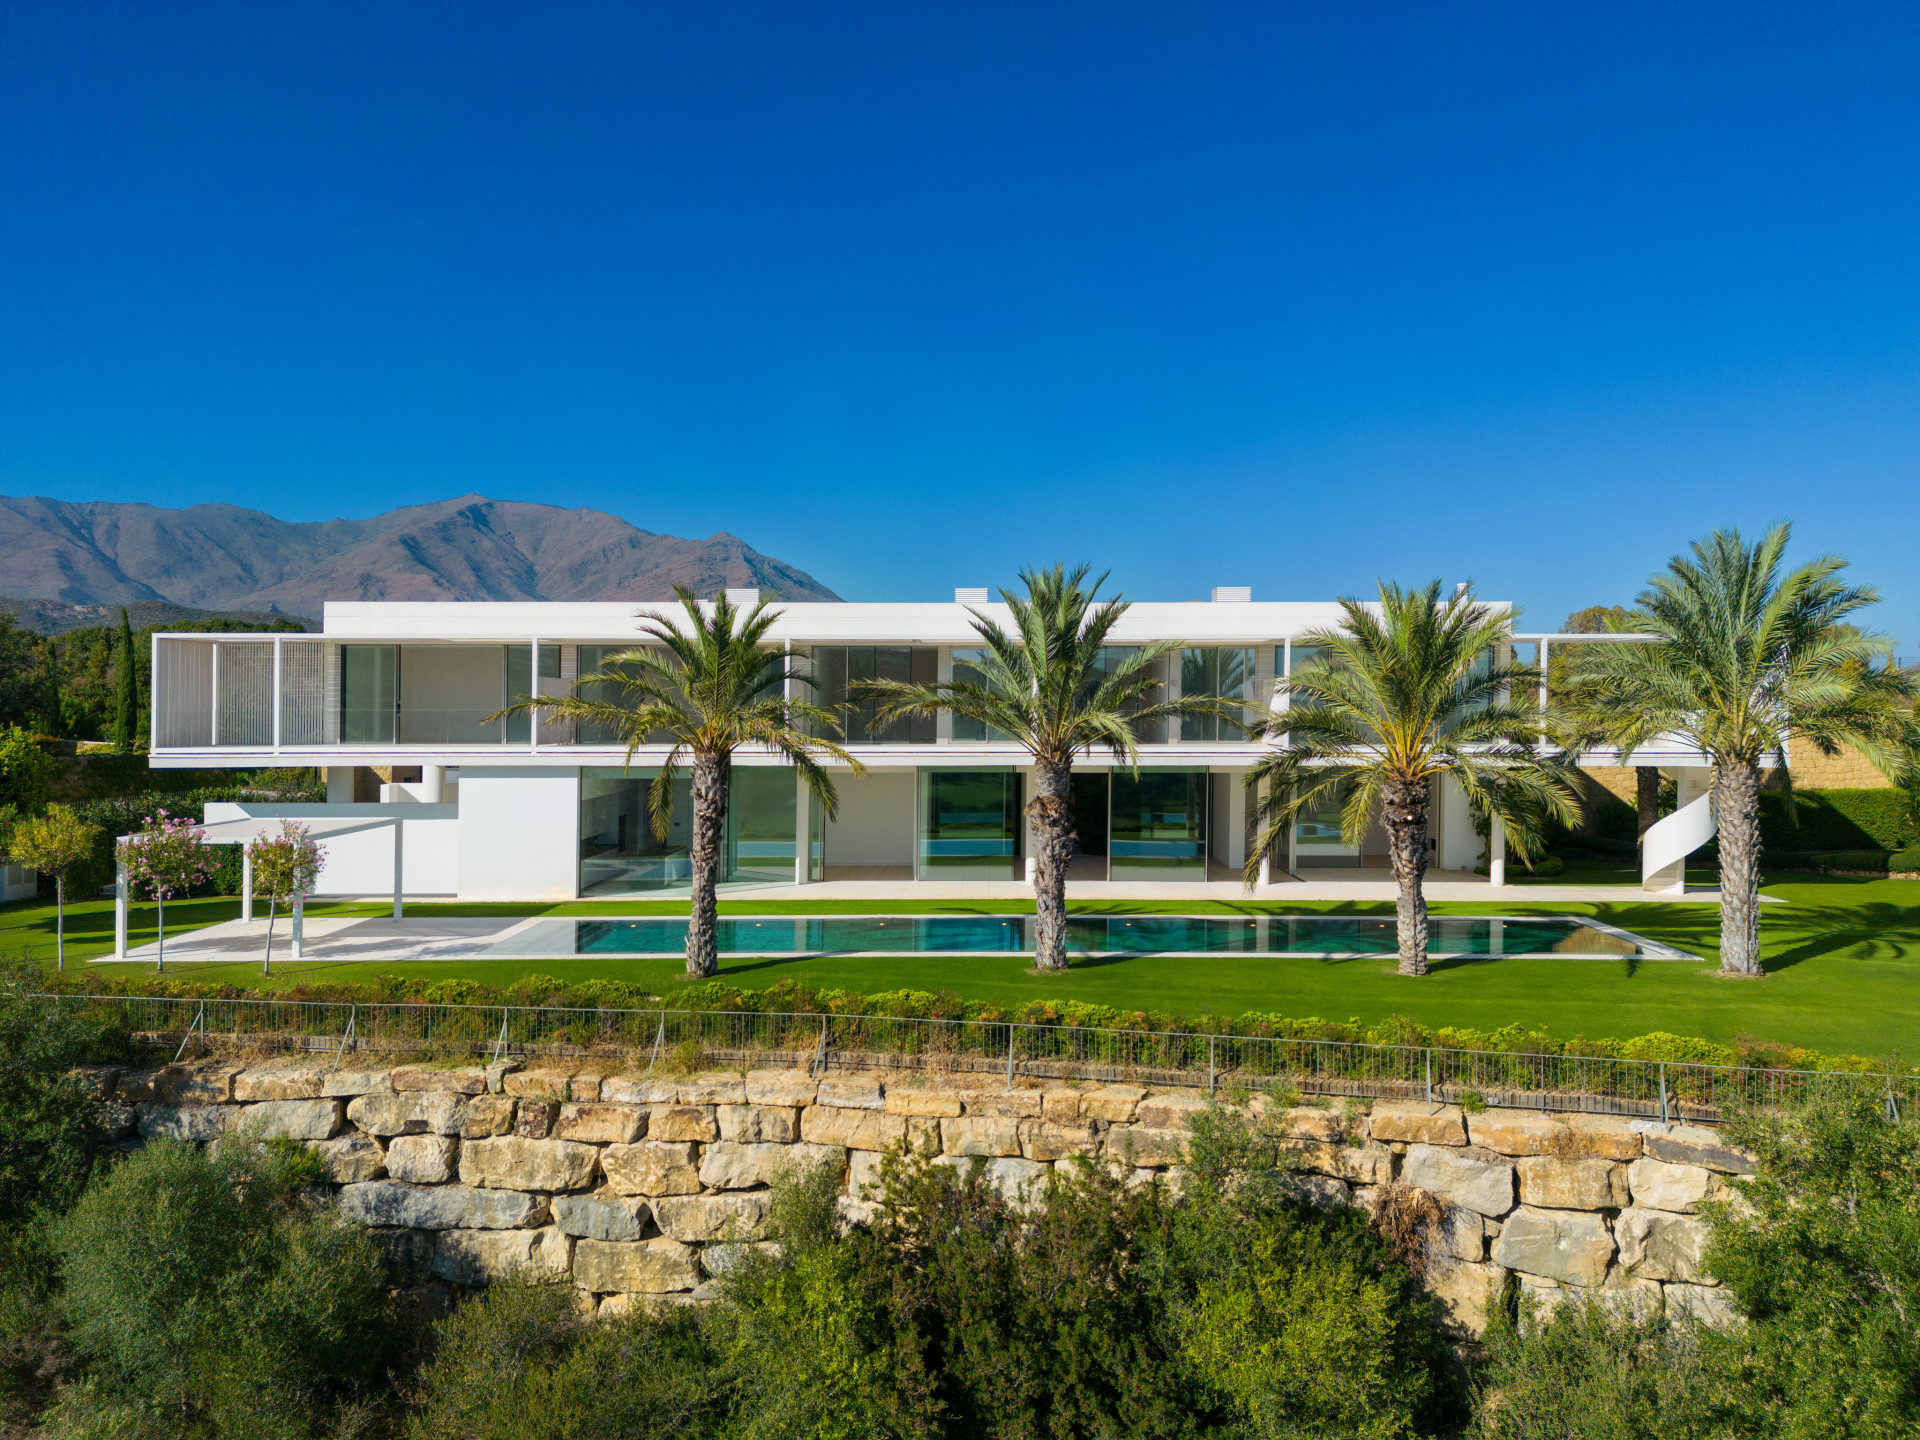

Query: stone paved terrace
left=75, top=1058, right=1753, bottom=1335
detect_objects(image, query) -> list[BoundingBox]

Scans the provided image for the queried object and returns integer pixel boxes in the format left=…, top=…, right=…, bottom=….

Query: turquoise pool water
left=484, top=915, right=1692, bottom=960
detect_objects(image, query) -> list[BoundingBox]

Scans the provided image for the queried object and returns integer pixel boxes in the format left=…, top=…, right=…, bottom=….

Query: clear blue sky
left=2, top=3, right=1916, bottom=644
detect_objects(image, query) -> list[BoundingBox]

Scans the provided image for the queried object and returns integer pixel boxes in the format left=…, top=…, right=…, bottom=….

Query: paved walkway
left=105, top=915, right=537, bottom=967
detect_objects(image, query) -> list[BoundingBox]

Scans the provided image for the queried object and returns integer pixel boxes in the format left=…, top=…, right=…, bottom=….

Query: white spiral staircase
left=1641, top=770, right=1716, bottom=893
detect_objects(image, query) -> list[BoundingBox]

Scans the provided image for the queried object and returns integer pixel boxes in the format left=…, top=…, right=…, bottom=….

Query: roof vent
left=954, top=587, right=990, bottom=604
left=1211, top=587, right=1252, bottom=603
left=723, top=588, right=761, bottom=606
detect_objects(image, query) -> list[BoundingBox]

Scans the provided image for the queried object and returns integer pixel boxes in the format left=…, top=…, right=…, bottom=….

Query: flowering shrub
left=247, top=819, right=327, bottom=974
left=114, top=811, right=214, bottom=971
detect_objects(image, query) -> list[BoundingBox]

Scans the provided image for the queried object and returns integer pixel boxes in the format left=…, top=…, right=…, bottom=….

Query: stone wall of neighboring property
left=76, top=1059, right=1753, bottom=1337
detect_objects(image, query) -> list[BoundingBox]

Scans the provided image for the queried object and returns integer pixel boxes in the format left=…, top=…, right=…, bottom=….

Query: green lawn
left=4, top=871, right=1916, bottom=1059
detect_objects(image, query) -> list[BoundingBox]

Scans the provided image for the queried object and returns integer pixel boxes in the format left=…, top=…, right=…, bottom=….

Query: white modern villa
left=142, top=590, right=1720, bottom=904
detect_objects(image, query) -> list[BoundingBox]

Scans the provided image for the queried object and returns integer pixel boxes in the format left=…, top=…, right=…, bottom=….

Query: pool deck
left=99, top=876, right=1750, bottom=967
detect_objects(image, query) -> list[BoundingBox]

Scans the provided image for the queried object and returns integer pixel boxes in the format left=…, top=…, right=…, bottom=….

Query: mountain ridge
left=0, top=494, right=841, bottom=615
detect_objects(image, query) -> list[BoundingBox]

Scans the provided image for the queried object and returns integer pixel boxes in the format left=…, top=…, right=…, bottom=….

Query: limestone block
left=569, top=1074, right=605, bottom=1102
left=697, top=1141, right=845, bottom=1191
left=1038, top=1087, right=1081, bottom=1122
left=600, top=1075, right=680, bottom=1105
left=1287, top=1140, right=1394, bottom=1187
left=1491, top=1206, right=1616, bottom=1287
left=485, top=1061, right=521, bottom=1094
left=1628, top=1158, right=1713, bottom=1213
left=308, top=1133, right=388, bottom=1182
left=652, top=1192, right=773, bottom=1243
left=1105, top=1125, right=1191, bottom=1168
left=347, top=1093, right=432, bottom=1137
left=1427, top=1260, right=1506, bottom=1336
left=700, top=1241, right=780, bottom=1277
left=434, top=1226, right=571, bottom=1286
left=810, top=1107, right=935, bottom=1151
left=677, top=1074, right=747, bottom=1106
left=1552, top=1113, right=1643, bottom=1160
left=338, top=1181, right=547, bottom=1230
left=387, top=1134, right=460, bottom=1184
left=367, top=1226, right=437, bottom=1284
left=573, top=1237, right=699, bottom=1294
left=233, top=1062, right=323, bottom=1101
left=554, top=1104, right=646, bottom=1145
left=1403, top=1144, right=1515, bottom=1216
left=603, top=1141, right=703, bottom=1197
left=65, top=1065, right=120, bottom=1099
left=113, top=1071, right=156, bottom=1104
left=837, top=1195, right=882, bottom=1229
left=239, top=1098, right=344, bottom=1141
left=942, top=1115, right=1022, bottom=1157
left=1078, top=1084, right=1147, bottom=1123
left=1633, top=1123, right=1755, bottom=1176
left=1425, top=1204, right=1487, bottom=1264
left=884, top=1083, right=964, bottom=1117
left=1369, top=1101, right=1468, bottom=1146
left=1466, top=1111, right=1565, bottom=1157
left=815, top=1075, right=884, bottom=1110
left=102, top=1103, right=139, bottom=1139
left=414, top=1093, right=471, bottom=1135
left=1517, top=1156, right=1627, bottom=1211
left=553, top=1194, right=648, bottom=1242
left=392, top=1065, right=488, bottom=1094
left=514, top=1102, right=557, bottom=1139
left=1597, top=1274, right=1665, bottom=1321
left=847, top=1148, right=887, bottom=1200
left=718, top=1105, right=799, bottom=1144
left=459, top=1137, right=599, bottom=1192
left=462, top=1095, right=515, bottom=1138
left=1276, top=1173, right=1353, bottom=1210
left=503, top=1068, right=574, bottom=1102
left=963, top=1090, right=1044, bottom=1118
left=743, top=1069, right=817, bottom=1107
left=1616, top=1208, right=1710, bottom=1282
left=1516, top=1276, right=1574, bottom=1324
left=1279, top=1105, right=1360, bottom=1142
left=1020, top=1120, right=1100, bottom=1162
left=649, top=1106, right=718, bottom=1143
left=138, top=1103, right=234, bottom=1142
left=1137, top=1092, right=1210, bottom=1129
left=154, top=1064, right=239, bottom=1104
left=983, top=1156, right=1049, bottom=1206
left=319, top=1068, right=393, bottom=1098
left=1665, top=1281, right=1741, bottom=1327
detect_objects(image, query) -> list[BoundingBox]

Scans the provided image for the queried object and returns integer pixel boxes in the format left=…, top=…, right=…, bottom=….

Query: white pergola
left=113, top=814, right=407, bottom=960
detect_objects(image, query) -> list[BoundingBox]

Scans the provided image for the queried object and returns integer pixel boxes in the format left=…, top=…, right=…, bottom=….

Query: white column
left=1490, top=824, right=1507, bottom=886
left=392, top=819, right=405, bottom=920
left=421, top=765, right=445, bottom=803
left=114, top=852, right=129, bottom=958
left=240, top=846, right=253, bottom=923
left=794, top=771, right=811, bottom=886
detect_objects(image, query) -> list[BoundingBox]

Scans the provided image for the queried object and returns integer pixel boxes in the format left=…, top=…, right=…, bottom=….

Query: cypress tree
left=43, top=636, right=62, bottom=736
left=114, top=608, right=137, bottom=752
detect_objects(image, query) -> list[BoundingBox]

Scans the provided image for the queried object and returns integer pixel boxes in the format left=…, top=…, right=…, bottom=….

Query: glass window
left=917, top=769, right=1022, bottom=878
left=728, top=767, right=797, bottom=884
left=1179, top=647, right=1253, bottom=742
left=398, top=646, right=510, bottom=745
left=340, top=645, right=397, bottom=744
left=576, top=646, right=650, bottom=746
left=1109, top=770, right=1207, bottom=880
left=1294, top=779, right=1361, bottom=867
left=579, top=765, right=797, bottom=896
left=951, top=648, right=1014, bottom=742
left=813, top=648, right=937, bottom=743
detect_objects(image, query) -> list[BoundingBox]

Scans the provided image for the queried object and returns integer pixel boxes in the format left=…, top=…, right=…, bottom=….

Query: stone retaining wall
left=75, top=1059, right=1753, bottom=1336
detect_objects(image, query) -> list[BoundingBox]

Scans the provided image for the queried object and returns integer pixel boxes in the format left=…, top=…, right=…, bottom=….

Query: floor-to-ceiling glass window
left=916, top=769, right=1022, bottom=878
left=579, top=765, right=797, bottom=895
left=950, top=649, right=1011, bottom=742
left=576, top=645, right=657, bottom=745
left=340, top=644, right=398, bottom=744
left=1109, top=770, right=1208, bottom=880
left=1069, top=771, right=1110, bottom=879
left=502, top=644, right=561, bottom=744
left=1294, top=779, right=1361, bottom=866
left=1178, top=647, right=1254, bottom=741
left=812, top=648, right=937, bottom=743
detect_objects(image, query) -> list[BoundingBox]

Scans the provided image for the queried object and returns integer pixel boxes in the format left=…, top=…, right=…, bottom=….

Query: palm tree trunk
left=1029, top=758, right=1076, bottom=972
left=1715, top=759, right=1763, bottom=976
left=1384, top=777, right=1431, bottom=976
left=1636, top=766, right=1660, bottom=840
left=685, top=751, right=729, bottom=979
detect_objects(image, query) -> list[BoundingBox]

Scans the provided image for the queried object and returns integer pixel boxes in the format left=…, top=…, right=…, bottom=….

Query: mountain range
left=0, top=495, right=841, bottom=618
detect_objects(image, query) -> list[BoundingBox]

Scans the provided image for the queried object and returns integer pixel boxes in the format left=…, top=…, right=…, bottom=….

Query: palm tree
left=1559, top=525, right=1913, bottom=976
left=494, top=589, right=862, bottom=979
left=1244, top=581, right=1583, bottom=977
left=858, top=564, right=1242, bottom=973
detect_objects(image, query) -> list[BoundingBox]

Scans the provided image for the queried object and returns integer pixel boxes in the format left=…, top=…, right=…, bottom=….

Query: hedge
left=1759, top=787, right=1916, bottom=853
left=30, top=967, right=1911, bottom=1078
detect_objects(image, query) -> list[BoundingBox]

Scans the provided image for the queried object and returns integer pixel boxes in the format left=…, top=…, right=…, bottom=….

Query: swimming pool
left=482, top=914, right=1694, bottom=960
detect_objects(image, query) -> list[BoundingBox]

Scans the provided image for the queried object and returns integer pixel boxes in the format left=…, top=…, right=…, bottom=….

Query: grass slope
left=3, top=869, right=1915, bottom=1059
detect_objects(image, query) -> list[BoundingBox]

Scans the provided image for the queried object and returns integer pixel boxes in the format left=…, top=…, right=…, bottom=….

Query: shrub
left=54, top=1136, right=394, bottom=1434
left=1758, top=787, right=1914, bottom=853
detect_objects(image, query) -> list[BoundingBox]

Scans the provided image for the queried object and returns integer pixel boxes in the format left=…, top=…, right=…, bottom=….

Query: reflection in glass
left=1294, top=779, right=1361, bottom=867
left=917, top=769, right=1022, bottom=878
left=340, top=645, right=397, bottom=743
left=812, top=648, right=937, bottom=743
left=1178, top=647, right=1253, bottom=741
left=1109, top=770, right=1207, bottom=880
left=578, top=765, right=798, bottom=896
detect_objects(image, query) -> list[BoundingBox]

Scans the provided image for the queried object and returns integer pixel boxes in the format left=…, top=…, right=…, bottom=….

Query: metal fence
left=45, top=992, right=1918, bottom=1125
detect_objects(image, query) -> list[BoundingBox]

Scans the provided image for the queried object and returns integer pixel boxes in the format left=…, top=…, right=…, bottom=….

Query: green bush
left=1759, top=787, right=1914, bottom=853
left=1767, top=848, right=1892, bottom=874
left=54, top=1136, right=395, bottom=1435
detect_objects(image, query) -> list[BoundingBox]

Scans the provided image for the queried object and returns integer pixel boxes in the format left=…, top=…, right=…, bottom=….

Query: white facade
left=143, top=592, right=1695, bottom=901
